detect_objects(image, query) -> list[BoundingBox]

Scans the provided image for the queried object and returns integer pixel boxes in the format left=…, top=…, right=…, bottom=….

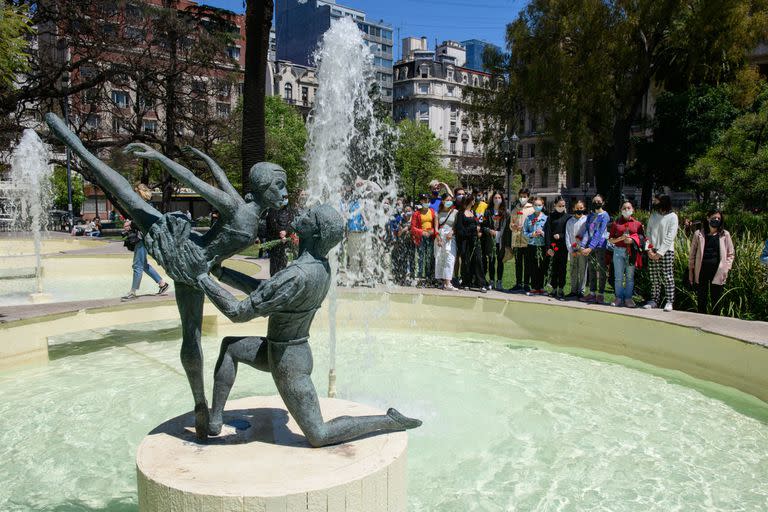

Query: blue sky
left=199, top=0, right=522, bottom=57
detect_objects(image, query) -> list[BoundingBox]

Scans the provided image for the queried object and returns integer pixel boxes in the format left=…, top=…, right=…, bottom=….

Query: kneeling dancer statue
left=153, top=205, right=422, bottom=447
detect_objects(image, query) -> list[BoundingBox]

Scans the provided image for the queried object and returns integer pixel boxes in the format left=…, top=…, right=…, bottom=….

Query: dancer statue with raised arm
left=153, top=205, right=422, bottom=446
left=45, top=112, right=287, bottom=440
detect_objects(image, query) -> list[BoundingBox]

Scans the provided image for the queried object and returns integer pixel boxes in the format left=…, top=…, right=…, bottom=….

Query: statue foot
left=194, top=403, right=210, bottom=441
left=387, top=408, right=422, bottom=430
left=208, top=418, right=223, bottom=436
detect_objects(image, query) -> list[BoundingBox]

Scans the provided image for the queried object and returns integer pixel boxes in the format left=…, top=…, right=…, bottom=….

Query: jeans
left=132, top=241, right=163, bottom=290
left=569, top=253, right=588, bottom=295
left=612, top=247, right=635, bottom=301
left=416, top=236, right=435, bottom=279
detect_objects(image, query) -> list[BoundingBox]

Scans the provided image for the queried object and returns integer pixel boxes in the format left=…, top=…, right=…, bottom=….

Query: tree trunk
left=162, top=0, right=180, bottom=213
left=241, top=0, right=274, bottom=196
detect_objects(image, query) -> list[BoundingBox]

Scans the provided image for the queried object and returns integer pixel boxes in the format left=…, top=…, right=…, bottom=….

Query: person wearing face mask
left=456, top=194, right=487, bottom=292
left=607, top=200, right=645, bottom=308
left=482, top=191, right=509, bottom=290
left=508, top=188, right=534, bottom=292
left=565, top=200, right=589, bottom=299
left=435, top=194, right=459, bottom=290
left=451, top=187, right=467, bottom=287
left=688, top=210, right=734, bottom=315
left=428, top=180, right=453, bottom=212
left=473, top=190, right=488, bottom=216
left=644, top=195, right=679, bottom=312
left=544, top=196, right=570, bottom=300
left=523, top=197, right=548, bottom=295
left=391, top=204, right=415, bottom=285
left=579, top=194, right=610, bottom=304
left=411, top=194, right=437, bottom=287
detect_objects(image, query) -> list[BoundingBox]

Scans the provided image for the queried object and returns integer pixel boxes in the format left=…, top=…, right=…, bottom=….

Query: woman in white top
left=644, top=195, right=679, bottom=311
left=435, top=194, right=458, bottom=291
left=564, top=200, right=589, bottom=298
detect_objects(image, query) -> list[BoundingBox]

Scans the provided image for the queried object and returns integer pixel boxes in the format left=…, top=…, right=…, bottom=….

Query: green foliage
left=0, top=2, right=32, bottom=90
left=50, top=166, right=85, bottom=212
left=212, top=96, right=308, bottom=197
left=394, top=119, right=454, bottom=199
left=687, top=93, right=768, bottom=209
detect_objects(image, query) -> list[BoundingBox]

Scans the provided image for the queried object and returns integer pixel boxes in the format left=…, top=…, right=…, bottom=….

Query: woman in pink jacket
left=688, top=210, right=735, bottom=315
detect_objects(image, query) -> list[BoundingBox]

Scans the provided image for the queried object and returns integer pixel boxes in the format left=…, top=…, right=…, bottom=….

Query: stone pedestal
left=136, top=395, right=409, bottom=512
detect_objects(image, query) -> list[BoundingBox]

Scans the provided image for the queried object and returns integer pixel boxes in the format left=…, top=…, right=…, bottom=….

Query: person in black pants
left=689, top=210, right=734, bottom=315
left=545, top=196, right=570, bottom=300
left=483, top=191, right=509, bottom=290
left=456, top=195, right=487, bottom=292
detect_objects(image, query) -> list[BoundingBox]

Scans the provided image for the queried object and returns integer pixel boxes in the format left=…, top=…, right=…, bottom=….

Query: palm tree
left=241, top=0, right=274, bottom=195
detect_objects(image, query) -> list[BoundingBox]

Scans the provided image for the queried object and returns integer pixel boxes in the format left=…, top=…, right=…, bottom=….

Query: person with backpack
left=121, top=212, right=169, bottom=301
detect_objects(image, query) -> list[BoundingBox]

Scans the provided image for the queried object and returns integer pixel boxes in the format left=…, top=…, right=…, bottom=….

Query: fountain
left=305, top=17, right=398, bottom=396
left=2, top=129, right=54, bottom=303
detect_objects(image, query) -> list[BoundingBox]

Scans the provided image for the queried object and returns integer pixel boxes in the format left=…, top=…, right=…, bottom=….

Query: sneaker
left=663, top=302, right=674, bottom=312
left=121, top=292, right=138, bottom=301
left=595, top=294, right=605, bottom=304
left=480, top=287, right=488, bottom=293
left=157, top=282, right=169, bottom=295
left=624, top=299, right=636, bottom=309
left=643, top=300, right=658, bottom=310
left=610, top=299, right=623, bottom=307
left=509, top=284, right=523, bottom=293
left=444, top=284, right=458, bottom=291
left=580, top=294, right=596, bottom=303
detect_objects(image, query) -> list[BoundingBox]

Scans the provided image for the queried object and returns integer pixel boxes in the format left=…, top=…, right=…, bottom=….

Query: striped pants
left=649, top=250, right=675, bottom=305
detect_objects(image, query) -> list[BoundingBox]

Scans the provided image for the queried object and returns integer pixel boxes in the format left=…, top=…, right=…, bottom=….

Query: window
left=192, top=80, right=206, bottom=94
left=111, top=117, right=125, bottom=133
left=217, top=82, right=230, bottom=97
left=86, top=115, right=101, bottom=129
left=126, top=3, right=143, bottom=20
left=216, top=102, right=231, bottom=118
left=529, top=144, right=535, bottom=158
left=192, top=100, right=207, bottom=116
left=447, top=86, right=455, bottom=97
left=472, top=76, right=479, bottom=87
left=446, top=67, right=454, bottom=81
left=138, top=95, right=155, bottom=111
left=420, top=65, right=429, bottom=78
left=125, top=27, right=146, bottom=41
left=450, top=140, right=456, bottom=154
left=530, top=117, right=537, bottom=133
left=382, top=29, right=393, bottom=41
left=462, top=140, right=468, bottom=154
left=302, top=86, right=309, bottom=106
left=227, top=46, right=241, bottom=60
left=517, top=145, right=523, bottom=158
left=418, top=83, right=429, bottom=94
left=284, top=83, right=293, bottom=101
left=541, top=168, right=549, bottom=188
left=462, top=73, right=468, bottom=84
left=111, top=90, right=129, bottom=108
left=418, top=102, right=429, bottom=119
left=142, top=120, right=157, bottom=134
left=374, top=57, right=392, bottom=68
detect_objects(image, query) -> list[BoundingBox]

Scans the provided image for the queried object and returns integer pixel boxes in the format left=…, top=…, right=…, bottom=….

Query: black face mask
left=591, top=201, right=603, bottom=211
left=709, top=219, right=722, bottom=228
left=574, top=209, right=587, bottom=216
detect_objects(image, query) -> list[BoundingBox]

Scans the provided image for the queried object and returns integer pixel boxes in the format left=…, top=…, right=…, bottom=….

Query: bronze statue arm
left=182, top=146, right=241, bottom=201
left=196, top=274, right=266, bottom=323
left=211, top=265, right=263, bottom=295
left=123, top=143, right=238, bottom=216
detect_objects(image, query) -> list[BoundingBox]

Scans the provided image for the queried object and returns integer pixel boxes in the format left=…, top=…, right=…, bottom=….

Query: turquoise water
left=0, top=322, right=766, bottom=511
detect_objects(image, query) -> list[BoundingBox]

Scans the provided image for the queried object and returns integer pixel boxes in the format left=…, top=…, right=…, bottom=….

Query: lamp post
left=617, top=162, right=626, bottom=204
left=501, top=132, right=519, bottom=204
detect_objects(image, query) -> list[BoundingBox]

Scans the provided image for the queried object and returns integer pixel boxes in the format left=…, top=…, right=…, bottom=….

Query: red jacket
left=411, top=208, right=437, bottom=246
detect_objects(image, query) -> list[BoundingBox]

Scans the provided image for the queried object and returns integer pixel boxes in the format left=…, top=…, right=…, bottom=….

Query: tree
left=0, top=1, right=32, bottom=91
left=687, top=89, right=768, bottom=209
left=501, top=0, right=768, bottom=208
left=50, top=165, right=84, bottom=212
left=213, top=96, right=309, bottom=195
left=395, top=119, right=454, bottom=199
left=241, top=0, right=274, bottom=195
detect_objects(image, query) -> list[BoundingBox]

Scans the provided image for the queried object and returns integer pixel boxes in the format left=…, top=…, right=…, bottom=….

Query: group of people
left=386, top=181, right=748, bottom=316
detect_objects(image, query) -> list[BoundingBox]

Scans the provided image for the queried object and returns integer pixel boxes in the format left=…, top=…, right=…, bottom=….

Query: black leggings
left=486, top=244, right=505, bottom=283
left=527, top=245, right=548, bottom=290
left=460, top=237, right=486, bottom=288
left=697, top=260, right=724, bottom=315
left=549, top=243, right=568, bottom=290
left=513, top=246, right=529, bottom=287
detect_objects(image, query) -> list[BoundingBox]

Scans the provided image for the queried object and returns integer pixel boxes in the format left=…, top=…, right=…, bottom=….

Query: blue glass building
left=461, top=39, right=501, bottom=73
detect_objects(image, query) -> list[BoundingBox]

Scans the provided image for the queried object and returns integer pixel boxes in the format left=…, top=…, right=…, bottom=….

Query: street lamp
left=501, top=132, right=519, bottom=204
left=617, top=162, right=626, bottom=204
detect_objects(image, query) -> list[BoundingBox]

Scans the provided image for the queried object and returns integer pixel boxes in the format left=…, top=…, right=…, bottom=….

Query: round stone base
left=136, top=395, right=409, bottom=511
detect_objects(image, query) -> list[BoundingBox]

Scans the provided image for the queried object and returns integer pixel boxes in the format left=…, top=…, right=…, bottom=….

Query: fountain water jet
left=304, top=17, right=398, bottom=397
left=6, top=129, right=54, bottom=301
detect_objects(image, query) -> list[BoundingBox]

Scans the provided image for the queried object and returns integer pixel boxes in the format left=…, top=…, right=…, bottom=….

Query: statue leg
left=209, top=336, right=269, bottom=435
left=175, top=282, right=209, bottom=441
left=45, top=113, right=160, bottom=232
left=269, top=344, right=421, bottom=448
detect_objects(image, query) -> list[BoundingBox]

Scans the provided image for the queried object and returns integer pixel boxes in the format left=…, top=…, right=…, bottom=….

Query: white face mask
left=519, top=197, right=528, bottom=205
left=493, top=198, right=502, bottom=206
left=622, top=209, right=633, bottom=219
left=555, top=206, right=565, bottom=213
